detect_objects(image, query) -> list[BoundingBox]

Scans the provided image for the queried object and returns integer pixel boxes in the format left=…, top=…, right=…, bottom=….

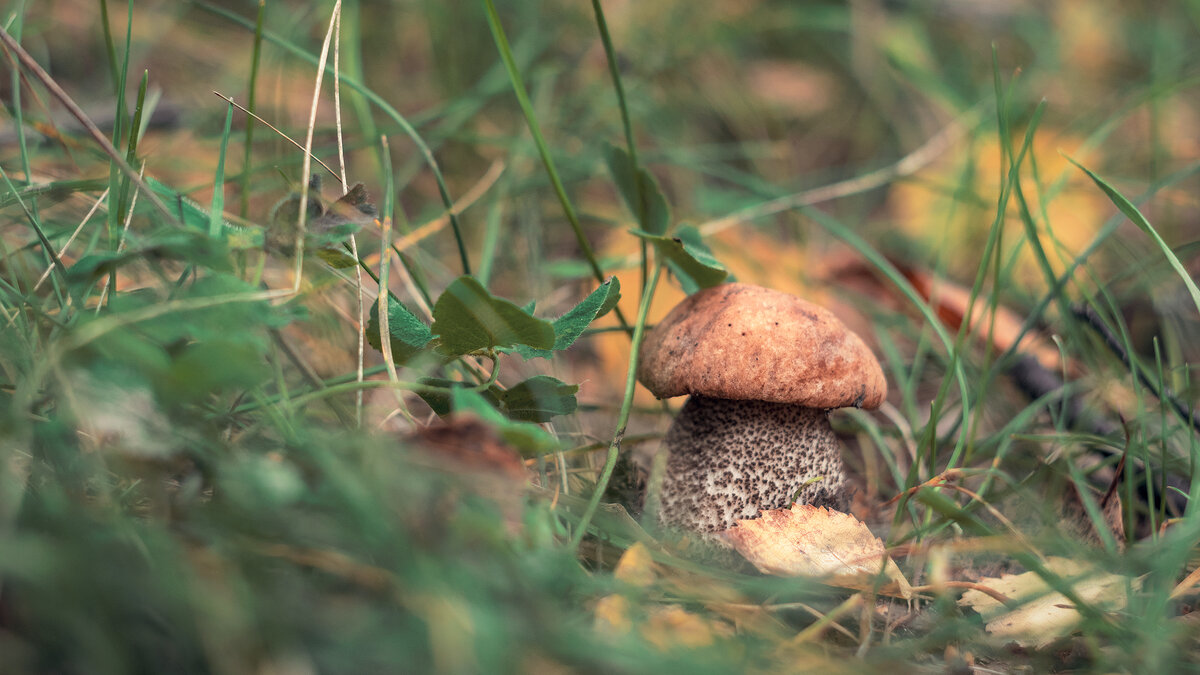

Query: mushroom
left=637, top=283, right=886, bottom=533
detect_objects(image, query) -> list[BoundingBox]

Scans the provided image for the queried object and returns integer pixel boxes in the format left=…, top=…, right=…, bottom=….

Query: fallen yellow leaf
left=642, top=605, right=721, bottom=650
left=613, top=542, right=657, bottom=588
left=721, top=505, right=913, bottom=599
left=594, top=543, right=734, bottom=649
left=594, top=594, right=633, bottom=636
left=957, top=556, right=1137, bottom=648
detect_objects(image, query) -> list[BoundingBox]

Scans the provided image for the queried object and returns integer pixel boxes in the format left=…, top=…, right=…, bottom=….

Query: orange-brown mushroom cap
left=637, top=283, right=886, bottom=409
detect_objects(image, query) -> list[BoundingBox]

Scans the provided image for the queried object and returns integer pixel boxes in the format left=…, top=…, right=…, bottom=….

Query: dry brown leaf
left=722, top=505, right=913, bottom=599
left=744, top=60, right=837, bottom=116
left=957, top=556, right=1138, bottom=648
left=407, top=417, right=528, bottom=480
left=818, top=254, right=1067, bottom=374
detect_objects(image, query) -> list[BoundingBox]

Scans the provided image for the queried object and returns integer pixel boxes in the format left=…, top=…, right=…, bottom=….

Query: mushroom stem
left=659, top=396, right=847, bottom=533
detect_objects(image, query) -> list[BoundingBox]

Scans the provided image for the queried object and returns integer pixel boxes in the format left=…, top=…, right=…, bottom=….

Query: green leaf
left=415, top=378, right=501, bottom=416
left=144, top=176, right=264, bottom=249
left=431, top=276, right=555, bottom=357
left=315, top=247, right=359, bottom=269
left=605, top=143, right=670, bottom=234
left=450, top=388, right=560, bottom=456
left=143, top=273, right=272, bottom=345
left=497, top=375, right=579, bottom=422
left=146, top=176, right=226, bottom=231
left=632, top=225, right=727, bottom=292
left=418, top=376, right=578, bottom=424
left=1068, top=156, right=1200, bottom=317
left=68, top=230, right=230, bottom=285
left=543, top=256, right=630, bottom=280
left=515, top=277, right=620, bottom=359
left=165, top=338, right=269, bottom=404
left=596, top=278, right=621, bottom=317
left=366, top=294, right=434, bottom=364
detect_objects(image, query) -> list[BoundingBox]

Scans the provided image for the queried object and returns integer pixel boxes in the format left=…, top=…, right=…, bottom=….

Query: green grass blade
left=97, top=0, right=119, bottom=93
left=239, top=0, right=265, bottom=220
left=211, top=100, right=235, bottom=238
left=0, top=165, right=67, bottom=299
left=1068, top=156, right=1200, bottom=317
left=126, top=71, right=148, bottom=164
left=480, top=0, right=631, bottom=332
left=8, top=6, right=35, bottom=224
left=570, top=262, right=662, bottom=550
left=193, top=0, right=468, bottom=277
left=590, top=0, right=653, bottom=300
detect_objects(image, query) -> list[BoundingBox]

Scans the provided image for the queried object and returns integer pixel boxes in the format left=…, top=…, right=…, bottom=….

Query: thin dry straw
left=212, top=93, right=343, bottom=185
left=31, top=188, right=109, bottom=292
left=290, top=1, right=342, bottom=294
left=328, top=4, right=366, bottom=427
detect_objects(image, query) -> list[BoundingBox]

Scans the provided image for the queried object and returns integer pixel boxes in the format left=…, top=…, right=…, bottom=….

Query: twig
left=212, top=91, right=342, bottom=184
left=882, top=469, right=965, bottom=507
left=911, top=581, right=1013, bottom=606
left=1169, top=563, right=1200, bottom=600
left=787, top=593, right=864, bottom=646
left=250, top=541, right=394, bottom=594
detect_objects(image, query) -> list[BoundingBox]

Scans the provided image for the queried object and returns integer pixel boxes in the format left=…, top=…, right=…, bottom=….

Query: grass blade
left=1068, top=156, right=1200, bottom=318
left=239, top=0, right=265, bottom=220
left=480, top=0, right=631, bottom=332
left=211, top=99, right=234, bottom=238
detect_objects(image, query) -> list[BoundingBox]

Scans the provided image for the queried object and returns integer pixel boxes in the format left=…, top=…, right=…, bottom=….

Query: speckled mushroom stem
left=658, top=396, right=847, bottom=533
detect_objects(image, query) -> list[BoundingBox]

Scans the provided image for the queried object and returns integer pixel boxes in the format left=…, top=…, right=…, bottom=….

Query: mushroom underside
left=658, top=396, right=846, bottom=533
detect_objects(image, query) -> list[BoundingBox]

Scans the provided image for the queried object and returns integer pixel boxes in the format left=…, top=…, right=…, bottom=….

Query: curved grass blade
left=1068, top=156, right=1200, bottom=318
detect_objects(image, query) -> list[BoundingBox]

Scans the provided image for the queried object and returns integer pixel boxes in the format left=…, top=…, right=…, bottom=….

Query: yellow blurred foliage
left=613, top=541, right=658, bottom=587
left=593, top=543, right=731, bottom=650
left=641, top=605, right=722, bottom=650
left=887, top=129, right=1107, bottom=290
left=1055, top=0, right=1124, bottom=75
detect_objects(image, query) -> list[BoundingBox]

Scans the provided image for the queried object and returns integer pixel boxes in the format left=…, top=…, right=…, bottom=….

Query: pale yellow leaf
left=594, top=544, right=658, bottom=636
left=593, top=595, right=632, bottom=635
left=721, top=505, right=913, bottom=599
left=957, top=556, right=1137, bottom=648
left=613, top=542, right=657, bottom=588
left=642, top=606, right=722, bottom=649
